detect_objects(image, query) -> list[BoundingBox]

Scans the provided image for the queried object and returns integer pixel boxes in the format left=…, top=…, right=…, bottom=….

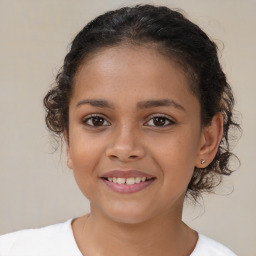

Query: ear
left=195, top=112, right=223, bottom=168
left=64, top=130, right=73, bottom=170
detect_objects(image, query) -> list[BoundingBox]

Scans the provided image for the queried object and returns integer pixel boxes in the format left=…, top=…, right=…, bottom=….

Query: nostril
left=105, top=145, right=145, bottom=161
left=109, top=155, right=119, bottom=159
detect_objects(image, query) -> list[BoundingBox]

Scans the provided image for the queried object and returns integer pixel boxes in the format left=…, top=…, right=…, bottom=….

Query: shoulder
left=191, top=234, right=237, bottom=256
left=0, top=219, right=82, bottom=256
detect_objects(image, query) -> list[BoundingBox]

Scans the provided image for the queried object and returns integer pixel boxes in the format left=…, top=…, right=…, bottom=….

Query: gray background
left=0, top=0, right=255, bottom=255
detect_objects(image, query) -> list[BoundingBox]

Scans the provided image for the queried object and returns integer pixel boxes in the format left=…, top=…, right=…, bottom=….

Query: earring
left=201, top=159, right=206, bottom=164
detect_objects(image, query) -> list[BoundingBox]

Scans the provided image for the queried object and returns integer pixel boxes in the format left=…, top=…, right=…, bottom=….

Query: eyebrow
left=76, top=99, right=114, bottom=108
left=137, top=99, right=185, bottom=111
left=76, top=98, right=185, bottom=112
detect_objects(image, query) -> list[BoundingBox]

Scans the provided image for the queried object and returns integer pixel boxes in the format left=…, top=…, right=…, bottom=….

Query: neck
left=73, top=203, right=197, bottom=256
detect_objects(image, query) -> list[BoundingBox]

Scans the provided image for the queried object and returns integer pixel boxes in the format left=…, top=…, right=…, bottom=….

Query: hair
left=44, top=4, right=240, bottom=200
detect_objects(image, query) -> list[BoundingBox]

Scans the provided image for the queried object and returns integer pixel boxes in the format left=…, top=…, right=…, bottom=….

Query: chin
left=94, top=201, right=155, bottom=225
left=109, top=212, right=151, bottom=225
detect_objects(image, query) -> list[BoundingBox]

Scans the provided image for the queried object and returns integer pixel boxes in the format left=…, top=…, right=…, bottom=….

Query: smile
left=102, top=178, right=155, bottom=193
left=101, top=170, right=156, bottom=193
left=106, top=177, right=148, bottom=184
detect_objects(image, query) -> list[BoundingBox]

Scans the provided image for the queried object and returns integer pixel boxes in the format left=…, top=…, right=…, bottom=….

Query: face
left=66, top=45, right=205, bottom=224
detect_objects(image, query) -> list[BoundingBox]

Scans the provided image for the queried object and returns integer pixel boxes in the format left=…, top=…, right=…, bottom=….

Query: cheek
left=68, top=131, right=105, bottom=189
left=149, top=129, right=200, bottom=180
left=71, top=148, right=101, bottom=200
left=151, top=131, right=199, bottom=162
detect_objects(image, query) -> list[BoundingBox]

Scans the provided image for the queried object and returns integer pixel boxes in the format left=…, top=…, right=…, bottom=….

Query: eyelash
left=145, top=114, right=176, bottom=127
left=82, top=114, right=176, bottom=128
left=82, top=114, right=111, bottom=127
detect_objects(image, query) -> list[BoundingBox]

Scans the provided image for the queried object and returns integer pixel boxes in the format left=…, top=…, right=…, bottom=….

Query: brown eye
left=145, top=115, right=175, bottom=127
left=91, top=116, right=104, bottom=126
left=153, top=117, right=167, bottom=126
left=83, top=115, right=110, bottom=127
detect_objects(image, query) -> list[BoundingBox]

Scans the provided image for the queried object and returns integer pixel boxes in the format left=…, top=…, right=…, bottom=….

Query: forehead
left=71, top=45, right=199, bottom=110
left=77, top=44, right=185, bottom=77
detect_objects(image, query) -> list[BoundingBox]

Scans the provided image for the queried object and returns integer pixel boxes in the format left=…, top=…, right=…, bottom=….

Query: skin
left=66, top=45, right=223, bottom=256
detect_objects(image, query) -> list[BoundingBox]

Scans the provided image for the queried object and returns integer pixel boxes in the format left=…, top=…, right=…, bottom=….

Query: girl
left=0, top=4, right=239, bottom=256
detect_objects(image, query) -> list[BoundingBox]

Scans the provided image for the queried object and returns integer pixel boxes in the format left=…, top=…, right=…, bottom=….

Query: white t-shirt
left=0, top=219, right=237, bottom=256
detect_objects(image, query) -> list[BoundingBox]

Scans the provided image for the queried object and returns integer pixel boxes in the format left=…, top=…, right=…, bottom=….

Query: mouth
left=102, top=176, right=153, bottom=184
left=100, top=170, right=156, bottom=193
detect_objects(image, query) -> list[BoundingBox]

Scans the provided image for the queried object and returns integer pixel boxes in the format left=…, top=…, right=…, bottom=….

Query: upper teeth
left=108, top=177, right=147, bottom=185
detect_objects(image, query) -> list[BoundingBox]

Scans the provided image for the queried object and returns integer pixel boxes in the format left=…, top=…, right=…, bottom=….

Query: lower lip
left=101, top=178, right=155, bottom=193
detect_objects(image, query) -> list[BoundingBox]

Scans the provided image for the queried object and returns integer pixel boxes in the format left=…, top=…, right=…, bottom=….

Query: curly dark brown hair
left=44, top=4, right=240, bottom=200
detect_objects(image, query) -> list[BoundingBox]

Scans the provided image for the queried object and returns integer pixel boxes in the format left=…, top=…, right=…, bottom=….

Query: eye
left=145, top=115, right=175, bottom=127
left=82, top=115, right=110, bottom=127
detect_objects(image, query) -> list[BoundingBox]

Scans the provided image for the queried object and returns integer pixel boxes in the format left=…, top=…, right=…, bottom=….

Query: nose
left=105, top=125, right=145, bottom=162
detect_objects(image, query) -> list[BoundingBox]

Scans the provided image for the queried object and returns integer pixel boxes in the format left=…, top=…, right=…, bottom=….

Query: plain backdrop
left=0, top=0, right=255, bottom=255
